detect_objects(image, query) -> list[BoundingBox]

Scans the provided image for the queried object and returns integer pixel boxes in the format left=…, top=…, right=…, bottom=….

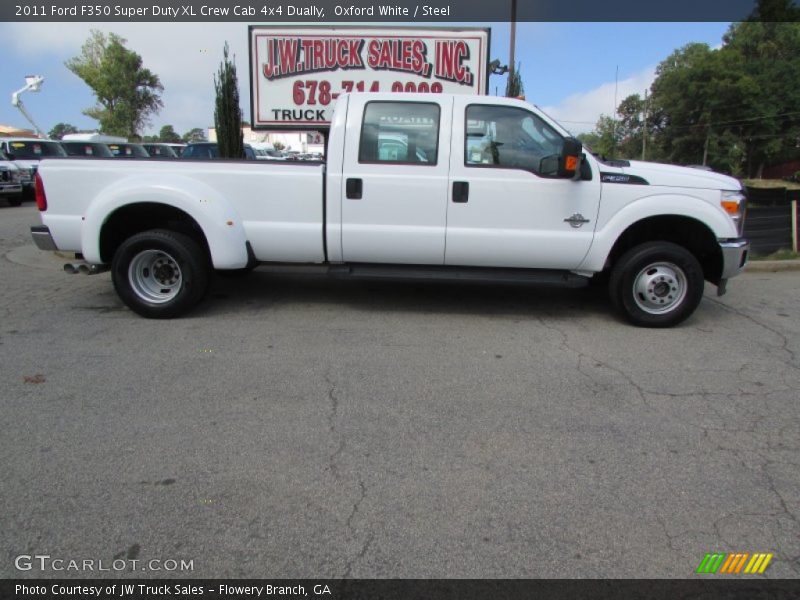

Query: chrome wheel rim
left=632, top=261, right=687, bottom=315
left=128, top=250, right=182, bottom=304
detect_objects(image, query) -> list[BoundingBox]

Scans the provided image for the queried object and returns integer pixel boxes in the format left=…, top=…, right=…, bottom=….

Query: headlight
left=721, top=190, right=747, bottom=236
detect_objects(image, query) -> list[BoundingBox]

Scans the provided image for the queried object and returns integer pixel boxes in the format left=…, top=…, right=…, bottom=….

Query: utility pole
left=641, top=88, right=648, bottom=161
left=611, top=66, right=619, bottom=159
left=509, top=0, right=517, bottom=80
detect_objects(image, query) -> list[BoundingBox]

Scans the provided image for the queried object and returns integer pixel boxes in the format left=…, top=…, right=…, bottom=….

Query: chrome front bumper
left=719, top=238, right=750, bottom=279
left=31, top=225, right=58, bottom=251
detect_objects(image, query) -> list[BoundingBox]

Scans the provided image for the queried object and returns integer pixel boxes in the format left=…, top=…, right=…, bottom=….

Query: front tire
left=609, top=241, right=704, bottom=328
left=7, top=195, right=22, bottom=207
left=112, top=229, right=210, bottom=319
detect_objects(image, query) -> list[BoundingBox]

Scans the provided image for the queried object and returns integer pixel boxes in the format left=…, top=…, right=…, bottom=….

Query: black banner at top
left=2, top=0, right=798, bottom=23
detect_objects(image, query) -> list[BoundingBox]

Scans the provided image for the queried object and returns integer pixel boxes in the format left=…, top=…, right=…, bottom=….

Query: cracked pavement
left=1, top=205, right=798, bottom=578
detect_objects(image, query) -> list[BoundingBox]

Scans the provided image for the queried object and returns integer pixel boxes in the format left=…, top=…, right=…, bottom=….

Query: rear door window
left=359, top=102, right=440, bottom=166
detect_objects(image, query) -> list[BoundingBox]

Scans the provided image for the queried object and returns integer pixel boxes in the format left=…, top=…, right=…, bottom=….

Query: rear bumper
left=719, top=238, right=749, bottom=279
left=31, top=225, right=58, bottom=251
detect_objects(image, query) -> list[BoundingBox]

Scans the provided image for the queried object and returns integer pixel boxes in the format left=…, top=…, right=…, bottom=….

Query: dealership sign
left=249, top=27, right=489, bottom=129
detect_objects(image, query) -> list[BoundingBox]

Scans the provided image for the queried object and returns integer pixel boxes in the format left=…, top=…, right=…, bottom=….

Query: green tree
left=182, top=128, right=207, bottom=143
left=748, top=0, right=800, bottom=21
left=48, top=123, right=78, bottom=140
left=579, top=116, right=617, bottom=158
left=159, top=125, right=181, bottom=143
left=213, top=42, right=244, bottom=159
left=649, top=22, right=800, bottom=177
left=66, top=30, right=163, bottom=138
left=505, top=63, right=524, bottom=98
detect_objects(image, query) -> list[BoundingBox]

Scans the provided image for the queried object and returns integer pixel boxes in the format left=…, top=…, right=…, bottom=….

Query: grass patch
left=743, top=178, right=800, bottom=191
left=752, top=249, right=800, bottom=261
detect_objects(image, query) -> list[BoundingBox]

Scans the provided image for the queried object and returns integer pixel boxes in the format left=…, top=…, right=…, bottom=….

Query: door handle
left=452, top=181, right=469, bottom=203
left=346, top=178, right=362, bottom=200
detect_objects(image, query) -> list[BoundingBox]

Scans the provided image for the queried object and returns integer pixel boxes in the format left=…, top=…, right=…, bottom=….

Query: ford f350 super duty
left=30, top=93, right=749, bottom=326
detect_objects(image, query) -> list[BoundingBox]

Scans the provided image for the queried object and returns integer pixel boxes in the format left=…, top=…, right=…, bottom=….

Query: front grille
left=0, top=170, right=9, bottom=182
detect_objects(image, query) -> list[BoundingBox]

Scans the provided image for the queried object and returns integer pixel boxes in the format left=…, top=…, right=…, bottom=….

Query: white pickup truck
left=30, top=93, right=749, bottom=327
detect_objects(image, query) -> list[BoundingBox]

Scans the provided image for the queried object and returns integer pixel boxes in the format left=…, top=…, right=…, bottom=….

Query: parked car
left=107, top=143, right=150, bottom=159
left=143, top=143, right=182, bottom=159
left=181, top=143, right=257, bottom=160
left=254, top=148, right=287, bottom=161
left=60, top=141, right=115, bottom=158
left=0, top=137, right=65, bottom=197
left=30, top=92, right=749, bottom=326
left=0, top=151, right=24, bottom=206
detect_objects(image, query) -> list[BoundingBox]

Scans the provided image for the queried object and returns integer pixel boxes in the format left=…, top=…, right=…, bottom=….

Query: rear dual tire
left=112, top=229, right=210, bottom=319
left=609, top=241, right=704, bottom=328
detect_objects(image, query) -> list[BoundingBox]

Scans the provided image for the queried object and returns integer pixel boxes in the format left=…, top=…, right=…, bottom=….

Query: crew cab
left=30, top=93, right=749, bottom=327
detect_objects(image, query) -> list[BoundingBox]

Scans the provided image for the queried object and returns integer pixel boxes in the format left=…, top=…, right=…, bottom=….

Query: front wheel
left=7, top=195, right=23, bottom=207
left=609, top=241, right=704, bottom=328
left=112, top=229, right=210, bottom=319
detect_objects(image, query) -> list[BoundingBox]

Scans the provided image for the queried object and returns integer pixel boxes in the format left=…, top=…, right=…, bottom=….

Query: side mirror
left=559, top=137, right=583, bottom=179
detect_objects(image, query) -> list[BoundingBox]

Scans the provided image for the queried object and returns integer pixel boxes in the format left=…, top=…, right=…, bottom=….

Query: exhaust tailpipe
left=64, top=262, right=109, bottom=275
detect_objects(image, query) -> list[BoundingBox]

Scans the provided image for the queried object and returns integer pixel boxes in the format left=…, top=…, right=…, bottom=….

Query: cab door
left=340, top=95, right=452, bottom=265
left=445, top=97, right=602, bottom=269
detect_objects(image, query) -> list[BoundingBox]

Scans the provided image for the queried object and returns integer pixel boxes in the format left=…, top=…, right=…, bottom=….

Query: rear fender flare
left=81, top=174, right=249, bottom=269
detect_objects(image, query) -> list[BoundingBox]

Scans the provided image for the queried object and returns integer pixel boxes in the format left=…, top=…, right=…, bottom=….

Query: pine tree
left=214, top=43, right=244, bottom=159
left=505, top=63, right=524, bottom=98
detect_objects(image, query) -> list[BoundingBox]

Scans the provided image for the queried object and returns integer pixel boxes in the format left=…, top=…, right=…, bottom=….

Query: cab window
left=359, top=102, right=440, bottom=165
left=465, top=105, right=564, bottom=175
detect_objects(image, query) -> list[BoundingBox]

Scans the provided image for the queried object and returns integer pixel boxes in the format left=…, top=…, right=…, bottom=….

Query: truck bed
left=38, top=158, right=326, bottom=264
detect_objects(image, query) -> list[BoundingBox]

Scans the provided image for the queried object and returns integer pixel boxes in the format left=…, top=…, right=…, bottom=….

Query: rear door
left=340, top=95, right=452, bottom=264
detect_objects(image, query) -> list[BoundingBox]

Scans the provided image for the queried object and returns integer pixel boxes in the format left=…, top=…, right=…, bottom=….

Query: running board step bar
left=327, top=264, right=589, bottom=288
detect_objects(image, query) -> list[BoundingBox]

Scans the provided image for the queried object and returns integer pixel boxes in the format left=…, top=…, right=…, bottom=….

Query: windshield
left=144, top=145, right=178, bottom=158
left=62, top=142, right=114, bottom=158
left=108, top=144, right=150, bottom=158
left=182, top=144, right=219, bottom=159
left=6, top=141, right=67, bottom=159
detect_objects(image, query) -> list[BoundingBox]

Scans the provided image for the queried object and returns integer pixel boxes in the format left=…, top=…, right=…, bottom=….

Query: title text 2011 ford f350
left=30, top=93, right=749, bottom=327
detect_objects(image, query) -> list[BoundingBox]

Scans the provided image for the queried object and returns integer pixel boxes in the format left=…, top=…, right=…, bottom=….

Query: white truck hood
left=601, top=159, right=742, bottom=191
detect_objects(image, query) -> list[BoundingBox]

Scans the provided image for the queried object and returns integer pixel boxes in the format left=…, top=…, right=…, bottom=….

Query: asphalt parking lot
left=1, top=203, right=798, bottom=579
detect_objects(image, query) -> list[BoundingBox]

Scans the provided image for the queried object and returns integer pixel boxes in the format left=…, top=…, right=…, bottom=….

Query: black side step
left=327, top=264, right=589, bottom=288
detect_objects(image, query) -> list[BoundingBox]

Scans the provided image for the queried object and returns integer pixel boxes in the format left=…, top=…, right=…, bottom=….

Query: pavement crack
left=707, top=297, right=798, bottom=367
left=342, top=479, right=370, bottom=578
left=760, top=459, right=800, bottom=530
left=324, top=372, right=345, bottom=481
left=537, top=316, right=651, bottom=408
left=346, top=478, right=367, bottom=532
left=343, top=532, right=373, bottom=579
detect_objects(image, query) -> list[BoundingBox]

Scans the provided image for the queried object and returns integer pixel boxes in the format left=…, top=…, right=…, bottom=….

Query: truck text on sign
left=249, top=27, right=489, bottom=128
